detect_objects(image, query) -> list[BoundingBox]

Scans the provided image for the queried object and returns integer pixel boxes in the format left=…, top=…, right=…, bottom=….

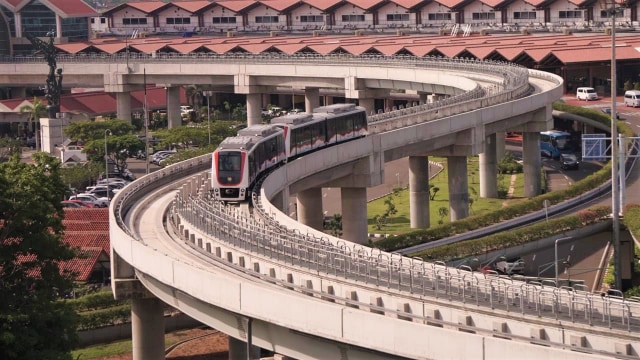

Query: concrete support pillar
left=419, top=92, right=428, bottom=105
left=55, top=15, right=62, bottom=40
left=272, top=187, right=290, bottom=214
left=246, top=93, right=262, bottom=126
left=409, top=156, right=430, bottom=229
left=304, top=87, right=320, bottom=113
left=341, top=187, right=368, bottom=244
left=359, top=98, right=375, bottom=116
left=116, top=91, right=132, bottom=122
left=131, top=297, right=164, bottom=360
left=522, top=131, right=542, bottom=197
left=324, top=95, right=334, bottom=106
left=447, top=156, right=469, bottom=221
left=495, top=131, right=506, bottom=161
left=228, top=337, right=261, bottom=360
left=11, top=87, right=26, bottom=99
left=166, top=86, right=181, bottom=129
left=296, top=188, right=324, bottom=230
left=384, top=98, right=394, bottom=112
left=479, top=133, right=498, bottom=198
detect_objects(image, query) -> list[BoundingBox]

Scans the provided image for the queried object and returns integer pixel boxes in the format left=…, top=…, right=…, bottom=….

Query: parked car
left=62, top=199, right=95, bottom=208
left=560, top=153, right=580, bottom=170
left=69, top=193, right=109, bottom=208
left=495, top=259, right=525, bottom=275
left=601, top=107, right=620, bottom=119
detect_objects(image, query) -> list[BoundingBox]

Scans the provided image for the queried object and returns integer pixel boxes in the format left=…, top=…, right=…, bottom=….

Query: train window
left=219, top=152, right=241, bottom=171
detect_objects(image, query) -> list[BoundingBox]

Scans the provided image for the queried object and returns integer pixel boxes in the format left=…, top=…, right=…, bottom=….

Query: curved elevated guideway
left=70, top=54, right=639, bottom=359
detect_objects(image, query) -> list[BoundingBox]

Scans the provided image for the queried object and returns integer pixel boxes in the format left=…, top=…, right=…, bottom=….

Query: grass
left=71, top=331, right=187, bottom=359
left=367, top=157, right=525, bottom=234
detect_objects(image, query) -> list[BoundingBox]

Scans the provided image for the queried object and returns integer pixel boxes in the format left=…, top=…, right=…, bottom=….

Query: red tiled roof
left=126, top=1, right=169, bottom=13
left=301, top=0, right=343, bottom=10
left=479, top=0, right=508, bottom=7
left=261, top=0, right=302, bottom=11
left=64, top=232, right=110, bottom=253
left=61, top=248, right=108, bottom=282
left=216, top=0, right=258, bottom=12
left=55, top=42, right=92, bottom=54
left=44, top=0, right=98, bottom=17
left=1, top=0, right=29, bottom=11
left=345, top=0, right=386, bottom=10
left=433, top=0, right=465, bottom=8
left=388, top=0, right=425, bottom=9
left=172, top=0, right=212, bottom=13
left=63, top=208, right=109, bottom=221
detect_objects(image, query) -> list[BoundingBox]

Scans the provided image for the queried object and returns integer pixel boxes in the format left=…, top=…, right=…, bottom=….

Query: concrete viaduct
left=6, top=55, right=639, bottom=359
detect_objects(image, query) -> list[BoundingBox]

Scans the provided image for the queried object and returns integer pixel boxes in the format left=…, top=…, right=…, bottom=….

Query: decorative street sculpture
left=26, top=31, right=62, bottom=118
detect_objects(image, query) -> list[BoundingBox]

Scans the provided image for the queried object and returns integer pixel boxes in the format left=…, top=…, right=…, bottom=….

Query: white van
left=624, top=90, right=640, bottom=107
left=576, top=87, right=598, bottom=101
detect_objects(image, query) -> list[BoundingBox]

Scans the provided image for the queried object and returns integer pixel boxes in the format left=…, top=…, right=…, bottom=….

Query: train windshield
left=217, top=151, right=242, bottom=184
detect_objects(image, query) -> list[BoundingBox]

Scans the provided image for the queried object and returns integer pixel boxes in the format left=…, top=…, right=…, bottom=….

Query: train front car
left=212, top=138, right=248, bottom=201
left=211, top=124, right=285, bottom=202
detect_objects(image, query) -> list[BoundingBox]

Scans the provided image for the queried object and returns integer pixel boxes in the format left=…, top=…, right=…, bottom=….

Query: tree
left=324, top=214, right=342, bottom=237
left=185, top=85, right=203, bottom=122
left=438, top=206, right=449, bottom=224
left=0, top=153, right=79, bottom=360
left=18, top=97, right=47, bottom=151
left=0, top=137, right=22, bottom=162
left=223, top=101, right=232, bottom=120
left=64, top=119, right=143, bottom=175
left=429, top=184, right=440, bottom=200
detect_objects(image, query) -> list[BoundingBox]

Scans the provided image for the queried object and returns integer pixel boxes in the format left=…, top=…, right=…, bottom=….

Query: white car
left=69, top=193, right=109, bottom=208
left=180, top=105, right=194, bottom=115
left=495, top=259, right=525, bottom=275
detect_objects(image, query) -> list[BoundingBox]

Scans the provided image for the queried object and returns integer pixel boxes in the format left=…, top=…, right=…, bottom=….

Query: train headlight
left=227, top=177, right=233, bottom=182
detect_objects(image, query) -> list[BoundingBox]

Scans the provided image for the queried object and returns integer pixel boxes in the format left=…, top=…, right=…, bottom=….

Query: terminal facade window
left=300, top=15, right=323, bottom=22
left=342, top=14, right=365, bottom=22
left=472, top=12, right=496, bottom=20
left=123, top=18, right=148, bottom=25
left=167, top=17, right=191, bottom=25
left=21, top=1, right=56, bottom=37
left=514, top=11, right=536, bottom=19
left=213, top=17, right=236, bottom=24
left=255, top=16, right=279, bottom=23
left=559, top=10, right=582, bottom=18
left=428, top=13, right=452, bottom=21
left=387, top=14, right=409, bottom=21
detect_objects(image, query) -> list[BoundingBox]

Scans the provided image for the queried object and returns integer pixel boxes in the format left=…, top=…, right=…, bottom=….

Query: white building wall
left=547, top=0, right=584, bottom=24
left=507, top=0, right=544, bottom=26
left=593, top=5, right=629, bottom=23
left=246, top=5, right=287, bottom=31
left=333, top=5, right=371, bottom=29
left=90, top=17, right=109, bottom=34
left=201, top=6, right=241, bottom=31
left=377, top=3, right=413, bottom=28
left=419, top=3, right=453, bottom=26
left=156, top=6, right=198, bottom=33
left=290, top=5, right=326, bottom=30
left=462, top=2, right=500, bottom=25
left=110, top=8, right=153, bottom=34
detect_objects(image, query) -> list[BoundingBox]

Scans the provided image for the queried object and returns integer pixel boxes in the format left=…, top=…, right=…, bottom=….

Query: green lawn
left=367, top=157, right=524, bottom=234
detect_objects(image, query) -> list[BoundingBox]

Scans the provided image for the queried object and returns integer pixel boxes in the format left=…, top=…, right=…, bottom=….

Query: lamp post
left=203, top=91, right=214, bottom=145
left=600, top=0, right=622, bottom=291
left=555, top=236, right=572, bottom=286
left=104, top=129, right=112, bottom=203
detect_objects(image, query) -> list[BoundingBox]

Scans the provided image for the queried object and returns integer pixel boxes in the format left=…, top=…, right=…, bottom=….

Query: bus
left=540, top=130, right=572, bottom=159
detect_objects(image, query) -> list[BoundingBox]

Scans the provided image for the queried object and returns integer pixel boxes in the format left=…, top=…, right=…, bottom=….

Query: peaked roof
left=301, top=0, right=343, bottom=10
left=0, top=0, right=97, bottom=17
left=216, top=0, right=258, bottom=12
left=261, top=0, right=303, bottom=11
left=171, top=0, right=213, bottom=13
left=102, top=1, right=167, bottom=16
left=345, top=0, right=387, bottom=10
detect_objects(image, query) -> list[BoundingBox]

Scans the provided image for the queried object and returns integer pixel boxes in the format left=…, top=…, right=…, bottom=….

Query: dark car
left=560, top=153, right=579, bottom=170
left=601, top=107, right=620, bottom=119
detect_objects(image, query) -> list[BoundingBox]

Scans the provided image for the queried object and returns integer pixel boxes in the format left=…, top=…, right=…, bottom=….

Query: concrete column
left=14, top=13, right=22, bottom=38
left=341, top=187, right=367, bottom=244
left=419, top=92, right=428, bottom=105
left=272, top=187, right=290, bottom=214
left=11, top=87, right=26, bottom=99
left=228, top=337, right=261, bottom=360
left=522, top=131, right=542, bottom=197
left=409, top=155, right=430, bottom=229
left=447, top=156, right=469, bottom=221
left=304, top=87, right=320, bottom=113
left=324, top=95, right=334, bottom=106
left=116, top=91, right=132, bottom=122
left=166, top=86, right=181, bottom=128
left=55, top=15, right=62, bottom=40
left=296, top=188, right=324, bottom=230
left=246, top=93, right=261, bottom=126
left=131, top=297, right=164, bottom=360
left=359, top=98, right=375, bottom=116
left=479, top=133, right=498, bottom=198
left=495, top=131, right=506, bottom=162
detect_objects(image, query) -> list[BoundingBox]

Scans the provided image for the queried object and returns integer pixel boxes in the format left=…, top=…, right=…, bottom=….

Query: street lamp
left=203, top=91, right=214, bottom=145
left=104, top=129, right=112, bottom=203
left=599, top=0, right=622, bottom=291
left=555, top=236, right=572, bottom=286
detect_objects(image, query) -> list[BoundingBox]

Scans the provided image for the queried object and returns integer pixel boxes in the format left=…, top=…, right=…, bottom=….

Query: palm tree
left=184, top=85, right=203, bottom=122
left=19, top=97, right=47, bottom=151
